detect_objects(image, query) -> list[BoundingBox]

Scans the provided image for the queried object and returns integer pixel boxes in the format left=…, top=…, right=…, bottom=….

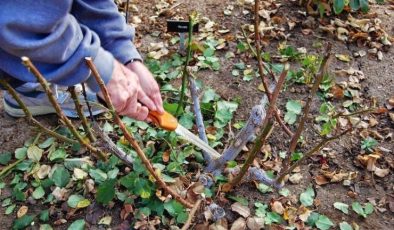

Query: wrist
left=124, top=58, right=142, bottom=66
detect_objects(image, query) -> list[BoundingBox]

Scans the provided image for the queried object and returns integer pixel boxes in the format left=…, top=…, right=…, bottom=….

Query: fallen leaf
left=374, top=167, right=390, bottom=177
left=98, top=216, right=112, bottom=226
left=246, top=216, right=264, bottom=230
left=231, top=202, right=251, bottom=218
left=336, top=54, right=351, bottom=62
left=314, top=175, right=329, bottom=185
left=289, top=173, right=303, bottom=184
left=230, top=217, right=246, bottom=230
left=271, top=201, right=285, bottom=215
left=17, top=206, right=28, bottom=218
left=37, top=165, right=51, bottom=179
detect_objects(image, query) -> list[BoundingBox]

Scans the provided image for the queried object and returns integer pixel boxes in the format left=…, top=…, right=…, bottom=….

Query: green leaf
left=214, top=101, right=238, bottom=128
left=176, top=212, right=189, bottom=224
left=364, top=203, right=374, bottom=215
left=15, top=147, right=27, bottom=160
left=164, top=200, right=185, bottom=217
left=50, top=166, right=70, bottom=188
left=349, top=0, right=361, bottom=10
left=254, top=202, right=268, bottom=218
left=334, top=202, right=349, bottom=214
left=202, top=88, right=220, bottom=103
left=279, top=188, right=290, bottom=197
left=265, top=212, right=283, bottom=225
left=0, top=152, right=12, bottom=165
left=96, top=179, right=116, bottom=205
left=257, top=183, right=273, bottom=194
left=284, top=111, right=297, bottom=124
left=286, top=100, right=302, bottom=114
left=5, top=204, right=16, bottom=215
left=49, top=148, right=67, bottom=161
left=333, top=0, right=345, bottom=14
left=232, top=69, right=240, bottom=77
left=103, top=122, right=114, bottom=133
left=306, top=212, right=320, bottom=227
left=39, top=209, right=50, bottom=222
left=228, top=195, right=248, bottom=206
left=39, top=224, right=53, bottom=230
left=27, top=145, right=43, bottom=162
left=291, top=151, right=303, bottom=161
left=32, top=186, right=45, bottom=200
left=352, top=202, right=365, bottom=217
left=38, top=138, right=55, bottom=149
left=12, top=215, right=34, bottom=230
left=67, top=219, right=85, bottom=230
left=67, top=194, right=84, bottom=208
left=360, top=0, right=369, bottom=12
left=89, top=168, right=108, bottom=184
left=300, top=186, right=315, bottom=207
left=339, top=222, right=353, bottom=230
left=316, top=215, right=334, bottom=230
left=203, top=48, right=215, bottom=57
left=179, top=113, right=194, bottom=129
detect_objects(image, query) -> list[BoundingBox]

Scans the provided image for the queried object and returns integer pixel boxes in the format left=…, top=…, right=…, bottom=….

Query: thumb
left=138, top=89, right=156, bottom=112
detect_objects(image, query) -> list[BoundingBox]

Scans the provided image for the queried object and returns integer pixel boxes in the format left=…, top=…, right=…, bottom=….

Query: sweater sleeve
left=71, top=0, right=142, bottom=64
left=0, top=0, right=114, bottom=92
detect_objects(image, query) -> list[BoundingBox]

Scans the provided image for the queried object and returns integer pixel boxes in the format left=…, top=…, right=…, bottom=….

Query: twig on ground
left=93, top=123, right=134, bottom=167
left=181, top=199, right=203, bottom=230
left=333, top=108, right=375, bottom=119
left=281, top=44, right=332, bottom=172
left=21, top=57, right=107, bottom=160
left=0, top=79, right=77, bottom=145
left=0, top=159, right=23, bottom=178
left=276, top=128, right=350, bottom=183
left=68, top=86, right=96, bottom=142
left=187, top=70, right=211, bottom=162
left=85, top=57, right=193, bottom=208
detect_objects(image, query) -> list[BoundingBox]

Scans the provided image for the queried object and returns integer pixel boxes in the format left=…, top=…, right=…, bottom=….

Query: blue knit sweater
left=0, top=0, right=141, bottom=92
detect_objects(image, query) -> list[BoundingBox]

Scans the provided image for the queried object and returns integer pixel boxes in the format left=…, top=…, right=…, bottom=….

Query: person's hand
left=126, top=61, right=164, bottom=114
left=98, top=60, right=155, bottom=121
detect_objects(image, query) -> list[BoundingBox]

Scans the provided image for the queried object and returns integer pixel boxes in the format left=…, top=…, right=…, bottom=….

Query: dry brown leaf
left=314, top=175, right=329, bottom=185
left=374, top=167, right=390, bottom=178
left=231, top=202, right=251, bottom=218
left=17, top=205, right=28, bottom=218
left=230, top=218, right=247, bottom=230
left=289, top=173, right=303, bottom=184
left=246, top=216, right=265, bottom=230
left=331, top=85, right=344, bottom=99
left=271, top=201, right=285, bottom=215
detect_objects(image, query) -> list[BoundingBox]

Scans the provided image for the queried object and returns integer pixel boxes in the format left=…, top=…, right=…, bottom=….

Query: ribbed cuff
left=105, top=39, right=142, bottom=64
left=85, top=48, right=114, bottom=93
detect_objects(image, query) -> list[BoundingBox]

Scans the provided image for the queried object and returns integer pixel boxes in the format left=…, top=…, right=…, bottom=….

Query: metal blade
left=175, top=124, right=221, bottom=159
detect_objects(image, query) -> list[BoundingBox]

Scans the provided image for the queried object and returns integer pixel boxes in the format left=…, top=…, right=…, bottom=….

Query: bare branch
left=187, top=70, right=211, bottom=162
left=281, top=44, right=332, bottom=171
left=68, top=86, right=96, bottom=142
left=0, top=79, right=77, bottom=145
left=181, top=199, right=203, bottom=230
left=276, top=128, right=350, bottom=183
left=85, top=57, right=194, bottom=208
left=21, top=57, right=107, bottom=160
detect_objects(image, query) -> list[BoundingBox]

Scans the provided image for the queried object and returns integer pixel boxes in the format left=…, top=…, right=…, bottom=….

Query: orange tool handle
left=148, top=111, right=178, bottom=131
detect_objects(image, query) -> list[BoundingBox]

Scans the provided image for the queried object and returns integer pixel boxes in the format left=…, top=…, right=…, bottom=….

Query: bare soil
left=1, top=0, right=393, bottom=229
